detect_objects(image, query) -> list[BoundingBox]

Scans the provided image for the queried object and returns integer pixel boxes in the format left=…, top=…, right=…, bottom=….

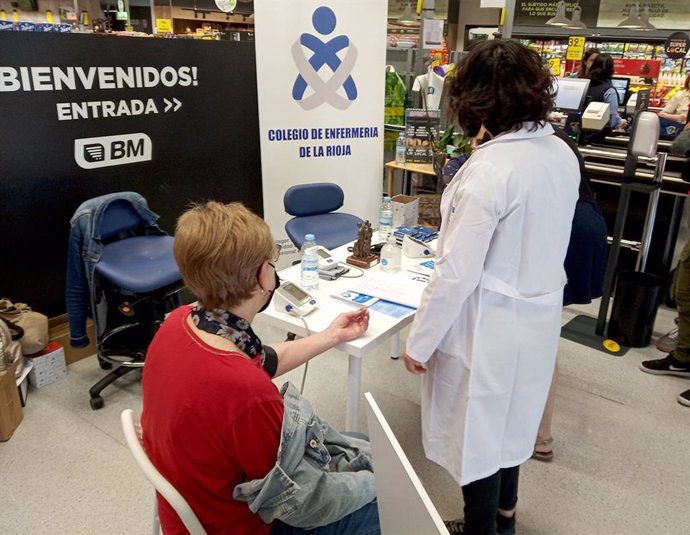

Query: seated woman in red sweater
left=141, top=201, right=380, bottom=535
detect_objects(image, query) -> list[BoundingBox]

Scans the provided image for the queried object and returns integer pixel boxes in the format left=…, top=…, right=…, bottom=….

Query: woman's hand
left=327, top=309, right=370, bottom=344
left=403, top=353, right=428, bottom=374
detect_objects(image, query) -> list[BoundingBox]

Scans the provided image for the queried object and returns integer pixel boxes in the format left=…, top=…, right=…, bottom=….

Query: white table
left=258, top=240, right=430, bottom=431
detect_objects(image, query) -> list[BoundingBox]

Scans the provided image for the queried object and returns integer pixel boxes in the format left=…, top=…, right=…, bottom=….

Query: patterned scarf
left=190, top=306, right=266, bottom=366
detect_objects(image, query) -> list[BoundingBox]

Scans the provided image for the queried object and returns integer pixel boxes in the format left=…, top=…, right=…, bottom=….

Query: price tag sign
left=566, top=36, right=586, bottom=61
left=156, top=18, right=172, bottom=33
left=548, top=58, right=561, bottom=76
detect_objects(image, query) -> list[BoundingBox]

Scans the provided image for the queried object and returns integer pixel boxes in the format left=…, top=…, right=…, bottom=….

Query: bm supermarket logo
left=74, top=133, right=152, bottom=169
left=292, top=6, right=358, bottom=110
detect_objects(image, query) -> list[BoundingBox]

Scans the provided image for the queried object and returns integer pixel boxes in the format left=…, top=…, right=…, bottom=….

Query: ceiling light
left=396, top=3, right=418, bottom=26
left=618, top=3, right=643, bottom=29
left=635, top=7, right=656, bottom=30
left=214, top=0, right=236, bottom=14
left=546, top=1, right=570, bottom=27
left=566, top=5, right=587, bottom=29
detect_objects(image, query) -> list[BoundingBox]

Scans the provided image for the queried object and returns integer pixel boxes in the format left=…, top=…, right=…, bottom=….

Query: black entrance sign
left=0, top=33, right=262, bottom=316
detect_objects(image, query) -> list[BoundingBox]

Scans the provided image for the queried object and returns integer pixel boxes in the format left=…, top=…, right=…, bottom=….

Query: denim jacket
left=233, top=382, right=377, bottom=529
left=66, top=192, right=163, bottom=347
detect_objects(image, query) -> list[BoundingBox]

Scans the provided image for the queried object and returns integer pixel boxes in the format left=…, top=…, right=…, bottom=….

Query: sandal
left=531, top=437, right=554, bottom=462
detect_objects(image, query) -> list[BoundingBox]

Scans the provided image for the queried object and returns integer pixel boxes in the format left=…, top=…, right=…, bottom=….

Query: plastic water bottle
left=380, top=235, right=401, bottom=272
left=395, top=132, right=406, bottom=165
left=300, top=234, right=319, bottom=291
left=379, top=196, right=393, bottom=240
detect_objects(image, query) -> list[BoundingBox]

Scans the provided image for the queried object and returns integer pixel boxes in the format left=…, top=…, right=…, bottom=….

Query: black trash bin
left=607, top=271, right=664, bottom=347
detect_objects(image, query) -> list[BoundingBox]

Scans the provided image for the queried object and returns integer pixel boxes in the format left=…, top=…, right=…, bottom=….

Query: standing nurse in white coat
left=403, top=40, right=580, bottom=535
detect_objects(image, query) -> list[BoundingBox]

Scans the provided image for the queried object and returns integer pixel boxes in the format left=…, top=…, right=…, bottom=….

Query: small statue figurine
left=346, top=220, right=379, bottom=269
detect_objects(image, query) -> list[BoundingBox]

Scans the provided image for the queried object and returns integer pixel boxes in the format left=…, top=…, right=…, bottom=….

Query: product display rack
left=385, top=47, right=419, bottom=109
left=521, top=37, right=688, bottom=80
left=520, top=35, right=688, bottom=108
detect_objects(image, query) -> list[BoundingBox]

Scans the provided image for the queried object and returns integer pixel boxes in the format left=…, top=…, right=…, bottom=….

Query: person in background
left=640, top=237, right=690, bottom=406
left=640, top=111, right=690, bottom=405
left=586, top=54, right=628, bottom=143
left=533, top=128, right=609, bottom=462
left=142, top=202, right=380, bottom=535
left=402, top=40, right=580, bottom=535
left=577, top=48, right=599, bottom=79
left=658, top=73, right=690, bottom=125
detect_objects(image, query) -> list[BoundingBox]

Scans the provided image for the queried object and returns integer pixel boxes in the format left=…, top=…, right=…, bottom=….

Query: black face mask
left=258, top=265, right=280, bottom=313
left=477, top=130, right=493, bottom=146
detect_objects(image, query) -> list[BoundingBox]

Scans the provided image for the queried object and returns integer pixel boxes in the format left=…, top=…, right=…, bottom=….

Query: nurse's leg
left=497, top=465, right=519, bottom=534
left=534, top=365, right=558, bottom=461
left=460, top=470, right=500, bottom=535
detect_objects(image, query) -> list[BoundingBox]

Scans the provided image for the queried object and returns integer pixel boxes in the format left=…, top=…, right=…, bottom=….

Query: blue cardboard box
left=16, top=21, right=35, bottom=31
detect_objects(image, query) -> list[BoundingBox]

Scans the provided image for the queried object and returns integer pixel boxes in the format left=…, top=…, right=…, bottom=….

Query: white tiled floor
left=1, top=301, right=689, bottom=534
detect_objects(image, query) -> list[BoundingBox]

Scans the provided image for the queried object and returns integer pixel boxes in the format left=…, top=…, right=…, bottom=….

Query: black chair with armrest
left=67, top=193, right=184, bottom=410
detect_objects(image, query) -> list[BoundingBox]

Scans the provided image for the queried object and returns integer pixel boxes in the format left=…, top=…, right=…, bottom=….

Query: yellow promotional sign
left=156, top=18, right=172, bottom=33
left=548, top=58, right=561, bottom=76
left=566, top=36, right=586, bottom=61
left=46, top=10, right=54, bottom=23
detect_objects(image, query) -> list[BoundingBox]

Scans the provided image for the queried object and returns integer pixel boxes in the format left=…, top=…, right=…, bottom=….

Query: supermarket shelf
left=511, top=26, right=683, bottom=42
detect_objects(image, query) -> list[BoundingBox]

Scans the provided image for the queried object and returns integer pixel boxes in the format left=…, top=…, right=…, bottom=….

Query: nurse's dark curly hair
left=449, top=39, right=555, bottom=138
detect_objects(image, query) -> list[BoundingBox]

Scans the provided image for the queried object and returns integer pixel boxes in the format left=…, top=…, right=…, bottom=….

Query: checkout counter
left=566, top=129, right=689, bottom=280
left=550, top=76, right=690, bottom=280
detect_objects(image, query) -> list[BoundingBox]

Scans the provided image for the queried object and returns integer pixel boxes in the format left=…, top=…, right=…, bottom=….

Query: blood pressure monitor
left=314, top=246, right=338, bottom=270
left=402, top=235, right=436, bottom=258
left=274, top=281, right=318, bottom=316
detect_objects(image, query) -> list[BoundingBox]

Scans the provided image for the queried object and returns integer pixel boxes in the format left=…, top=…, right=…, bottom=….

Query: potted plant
left=431, top=126, right=473, bottom=190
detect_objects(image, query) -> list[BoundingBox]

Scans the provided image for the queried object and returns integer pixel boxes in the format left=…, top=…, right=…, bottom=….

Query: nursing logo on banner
left=291, top=6, right=358, bottom=111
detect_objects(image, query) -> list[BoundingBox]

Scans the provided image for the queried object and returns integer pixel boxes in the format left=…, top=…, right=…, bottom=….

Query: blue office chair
left=284, top=183, right=362, bottom=249
left=66, top=193, right=184, bottom=410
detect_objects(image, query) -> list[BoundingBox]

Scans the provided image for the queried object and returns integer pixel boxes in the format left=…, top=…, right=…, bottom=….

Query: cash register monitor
left=610, top=77, right=630, bottom=106
left=552, top=78, right=591, bottom=113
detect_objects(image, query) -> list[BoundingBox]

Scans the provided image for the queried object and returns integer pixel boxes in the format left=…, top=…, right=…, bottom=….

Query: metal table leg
left=391, top=331, right=401, bottom=360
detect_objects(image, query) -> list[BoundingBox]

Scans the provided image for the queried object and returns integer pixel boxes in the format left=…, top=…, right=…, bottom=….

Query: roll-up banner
left=254, top=0, right=387, bottom=265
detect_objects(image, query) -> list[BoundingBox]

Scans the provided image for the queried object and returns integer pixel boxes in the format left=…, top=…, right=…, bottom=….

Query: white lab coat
left=406, top=122, right=579, bottom=486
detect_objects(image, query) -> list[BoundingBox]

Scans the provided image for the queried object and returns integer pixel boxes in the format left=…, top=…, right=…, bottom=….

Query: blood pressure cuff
left=262, top=345, right=279, bottom=378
